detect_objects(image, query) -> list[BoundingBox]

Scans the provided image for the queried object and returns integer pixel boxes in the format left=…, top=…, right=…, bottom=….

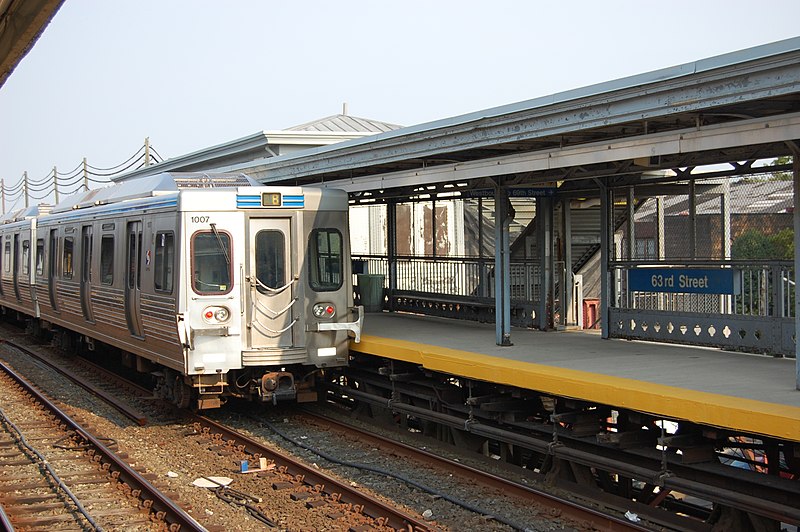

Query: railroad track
left=335, top=358, right=800, bottom=531
left=0, top=330, right=704, bottom=531
left=189, top=415, right=432, bottom=531
left=0, top=359, right=203, bottom=531
left=298, top=408, right=648, bottom=532
left=0, top=337, right=435, bottom=531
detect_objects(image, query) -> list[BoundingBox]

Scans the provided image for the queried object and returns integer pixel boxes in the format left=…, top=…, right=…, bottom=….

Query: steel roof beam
left=313, top=112, right=800, bottom=193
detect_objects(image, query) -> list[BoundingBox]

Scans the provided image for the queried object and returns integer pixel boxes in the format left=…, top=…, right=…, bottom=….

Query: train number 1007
left=190, top=216, right=210, bottom=223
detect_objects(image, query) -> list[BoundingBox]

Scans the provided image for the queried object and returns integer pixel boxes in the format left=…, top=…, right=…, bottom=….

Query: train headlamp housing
left=312, top=303, right=336, bottom=319
left=203, top=306, right=231, bottom=324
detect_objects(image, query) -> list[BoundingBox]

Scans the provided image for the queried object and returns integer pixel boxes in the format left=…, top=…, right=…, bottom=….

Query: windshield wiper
left=209, top=223, right=231, bottom=265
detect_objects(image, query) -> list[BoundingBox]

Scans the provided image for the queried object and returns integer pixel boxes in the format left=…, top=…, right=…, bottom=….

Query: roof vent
left=173, top=172, right=256, bottom=189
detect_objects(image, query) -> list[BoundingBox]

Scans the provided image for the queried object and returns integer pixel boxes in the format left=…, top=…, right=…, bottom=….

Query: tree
left=765, top=155, right=793, bottom=181
left=731, top=229, right=777, bottom=260
left=770, top=228, right=794, bottom=260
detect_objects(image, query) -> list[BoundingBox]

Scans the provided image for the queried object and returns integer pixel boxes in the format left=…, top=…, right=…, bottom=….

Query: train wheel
left=173, top=376, right=193, bottom=409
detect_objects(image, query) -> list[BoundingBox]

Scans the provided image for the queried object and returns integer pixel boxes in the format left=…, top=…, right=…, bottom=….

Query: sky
left=1, top=0, right=799, bottom=208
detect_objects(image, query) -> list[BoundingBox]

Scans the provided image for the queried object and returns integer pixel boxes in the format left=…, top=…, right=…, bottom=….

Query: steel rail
left=0, top=360, right=206, bottom=532
left=0, top=339, right=148, bottom=426
left=330, top=380, right=800, bottom=527
left=191, top=414, right=432, bottom=531
left=301, top=408, right=648, bottom=532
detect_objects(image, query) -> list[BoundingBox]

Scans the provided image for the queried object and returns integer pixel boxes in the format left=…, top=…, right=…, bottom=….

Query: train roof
left=50, top=172, right=260, bottom=214
left=0, top=204, right=53, bottom=224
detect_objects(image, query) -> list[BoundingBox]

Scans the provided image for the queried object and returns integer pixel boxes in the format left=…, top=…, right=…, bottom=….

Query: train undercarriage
left=29, top=317, right=324, bottom=411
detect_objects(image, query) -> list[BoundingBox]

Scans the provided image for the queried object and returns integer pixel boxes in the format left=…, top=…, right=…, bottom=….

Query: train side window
left=21, top=240, right=30, bottom=276
left=154, top=231, right=174, bottom=293
left=62, top=238, right=74, bottom=279
left=308, top=229, right=343, bottom=292
left=3, top=240, right=10, bottom=273
left=100, top=235, right=114, bottom=285
left=191, top=231, right=232, bottom=295
left=36, top=239, right=44, bottom=276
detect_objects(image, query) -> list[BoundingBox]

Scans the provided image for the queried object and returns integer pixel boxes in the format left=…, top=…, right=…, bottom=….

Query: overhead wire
left=1, top=140, right=164, bottom=210
left=29, top=191, right=56, bottom=201
left=2, top=180, right=25, bottom=194
left=85, top=145, right=145, bottom=172
left=55, top=167, right=84, bottom=180
left=26, top=172, right=55, bottom=186
left=59, top=173, right=92, bottom=188
left=85, top=175, right=113, bottom=184
left=55, top=160, right=84, bottom=176
left=149, top=146, right=165, bottom=163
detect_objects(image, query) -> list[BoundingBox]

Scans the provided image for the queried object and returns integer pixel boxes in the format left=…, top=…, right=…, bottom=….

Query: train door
left=246, top=218, right=295, bottom=348
left=48, top=229, right=58, bottom=311
left=80, top=225, right=94, bottom=322
left=125, top=221, right=144, bottom=337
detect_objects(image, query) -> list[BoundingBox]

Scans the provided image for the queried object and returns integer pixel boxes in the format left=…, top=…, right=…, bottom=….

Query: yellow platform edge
left=354, top=335, right=800, bottom=443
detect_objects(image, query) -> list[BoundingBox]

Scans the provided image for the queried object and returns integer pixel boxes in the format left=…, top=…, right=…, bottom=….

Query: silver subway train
left=0, top=172, right=363, bottom=409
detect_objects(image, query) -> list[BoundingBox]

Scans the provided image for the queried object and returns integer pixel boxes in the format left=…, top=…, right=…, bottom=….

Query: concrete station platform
left=352, top=312, right=800, bottom=442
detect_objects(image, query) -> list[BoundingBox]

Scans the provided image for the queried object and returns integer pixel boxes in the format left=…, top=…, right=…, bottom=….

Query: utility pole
left=83, top=158, right=88, bottom=191
left=23, top=171, right=28, bottom=208
left=144, top=137, right=151, bottom=167
left=53, top=166, right=59, bottom=205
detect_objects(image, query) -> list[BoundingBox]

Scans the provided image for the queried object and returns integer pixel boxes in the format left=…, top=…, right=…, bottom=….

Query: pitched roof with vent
left=115, top=114, right=402, bottom=181
left=287, top=114, right=402, bottom=133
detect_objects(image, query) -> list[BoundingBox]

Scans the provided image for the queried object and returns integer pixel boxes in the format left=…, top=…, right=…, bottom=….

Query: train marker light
left=203, top=306, right=231, bottom=324
left=313, top=303, right=336, bottom=318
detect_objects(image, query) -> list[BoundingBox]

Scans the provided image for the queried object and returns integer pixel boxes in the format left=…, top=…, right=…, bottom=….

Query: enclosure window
left=191, top=231, right=232, bottom=294
left=62, top=237, right=74, bottom=279
left=82, top=230, right=92, bottom=282
left=154, top=231, right=175, bottom=293
left=255, top=230, right=285, bottom=293
left=36, top=239, right=44, bottom=276
left=309, top=229, right=343, bottom=292
left=21, top=240, right=30, bottom=276
left=100, top=235, right=114, bottom=285
left=127, top=231, right=141, bottom=290
left=3, top=240, right=9, bottom=273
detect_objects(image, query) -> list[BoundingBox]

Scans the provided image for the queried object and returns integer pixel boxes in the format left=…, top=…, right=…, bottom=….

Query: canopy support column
left=495, top=186, right=513, bottom=346
left=792, top=149, right=800, bottom=389
left=598, top=179, right=611, bottom=339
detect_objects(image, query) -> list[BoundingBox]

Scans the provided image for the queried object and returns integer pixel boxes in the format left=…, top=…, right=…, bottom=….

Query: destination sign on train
left=627, top=268, right=741, bottom=295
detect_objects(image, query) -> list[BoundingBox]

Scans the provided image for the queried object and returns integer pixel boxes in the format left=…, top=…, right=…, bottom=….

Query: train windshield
left=308, top=228, right=343, bottom=292
left=192, top=231, right=233, bottom=294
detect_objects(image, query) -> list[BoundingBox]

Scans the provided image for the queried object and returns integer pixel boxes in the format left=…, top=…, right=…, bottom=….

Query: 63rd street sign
left=627, top=268, right=741, bottom=295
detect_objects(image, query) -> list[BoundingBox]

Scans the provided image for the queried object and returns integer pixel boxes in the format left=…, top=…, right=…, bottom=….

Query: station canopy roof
left=220, top=38, right=800, bottom=202
left=0, top=0, right=64, bottom=89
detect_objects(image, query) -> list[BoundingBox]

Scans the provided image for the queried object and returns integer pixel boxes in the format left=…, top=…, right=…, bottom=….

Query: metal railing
left=613, top=261, right=795, bottom=318
left=609, top=261, right=795, bottom=356
left=353, top=254, right=541, bottom=301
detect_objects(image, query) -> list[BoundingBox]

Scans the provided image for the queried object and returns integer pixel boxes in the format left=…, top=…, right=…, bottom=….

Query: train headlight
left=203, top=306, right=231, bottom=324
left=312, top=303, right=335, bottom=319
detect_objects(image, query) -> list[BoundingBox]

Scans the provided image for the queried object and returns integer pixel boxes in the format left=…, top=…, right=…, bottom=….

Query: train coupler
left=260, top=372, right=296, bottom=404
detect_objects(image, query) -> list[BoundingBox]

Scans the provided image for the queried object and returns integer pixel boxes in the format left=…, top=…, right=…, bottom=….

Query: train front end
left=239, top=186, right=362, bottom=404
left=179, top=183, right=362, bottom=408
